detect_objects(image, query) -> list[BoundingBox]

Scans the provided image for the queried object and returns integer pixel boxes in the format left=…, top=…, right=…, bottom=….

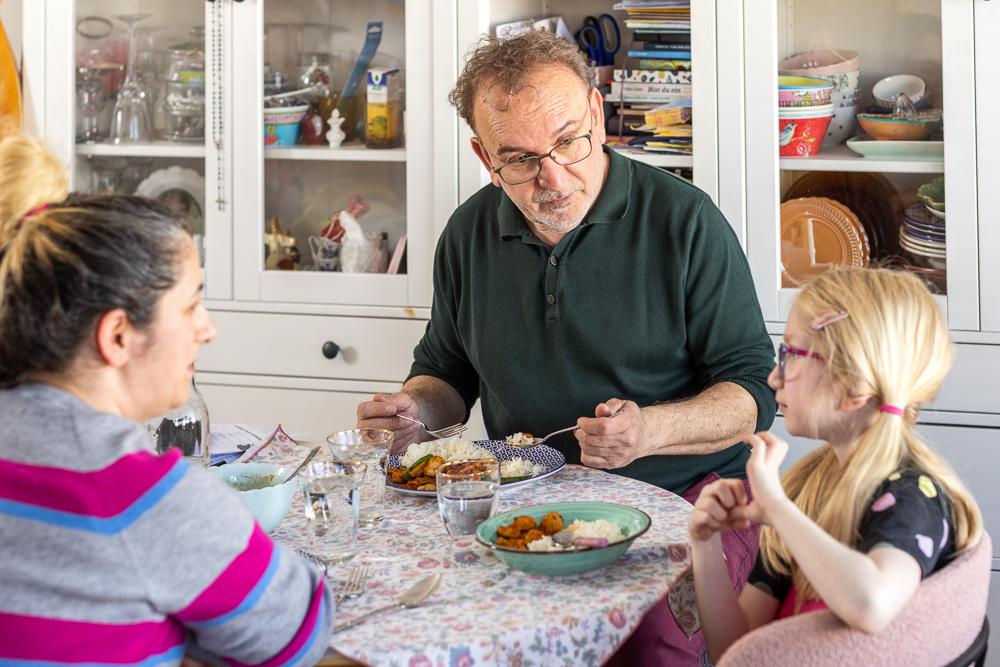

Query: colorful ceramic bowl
left=779, top=49, right=860, bottom=77
left=213, top=462, right=296, bottom=533
left=779, top=103, right=834, bottom=118
left=872, top=74, right=927, bottom=110
left=917, top=176, right=946, bottom=212
left=475, top=502, right=651, bottom=576
left=779, top=114, right=834, bottom=157
left=778, top=76, right=834, bottom=108
left=856, top=113, right=939, bottom=141
left=263, top=104, right=309, bottom=147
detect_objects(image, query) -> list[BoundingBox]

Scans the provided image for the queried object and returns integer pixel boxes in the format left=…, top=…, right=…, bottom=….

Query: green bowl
left=213, top=462, right=296, bottom=533
left=475, top=501, right=651, bottom=576
left=917, top=176, right=945, bottom=212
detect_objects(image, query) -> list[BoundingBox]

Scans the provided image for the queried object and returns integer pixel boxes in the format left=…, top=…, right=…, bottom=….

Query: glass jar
left=295, top=52, right=332, bottom=98
left=147, top=378, right=210, bottom=465
left=163, top=26, right=205, bottom=142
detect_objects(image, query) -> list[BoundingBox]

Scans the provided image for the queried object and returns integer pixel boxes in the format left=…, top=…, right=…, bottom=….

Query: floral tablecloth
left=265, top=444, right=694, bottom=667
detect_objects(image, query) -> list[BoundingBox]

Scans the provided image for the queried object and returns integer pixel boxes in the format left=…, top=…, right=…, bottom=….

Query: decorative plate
left=387, top=439, right=566, bottom=498
left=135, top=166, right=206, bottom=236
left=845, top=135, right=944, bottom=160
left=780, top=197, right=867, bottom=287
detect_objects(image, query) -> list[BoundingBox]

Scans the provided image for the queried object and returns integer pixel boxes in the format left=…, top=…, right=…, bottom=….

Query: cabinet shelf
left=780, top=144, right=944, bottom=174
left=75, top=142, right=207, bottom=159
left=264, top=145, right=407, bottom=162
left=614, top=149, right=694, bottom=169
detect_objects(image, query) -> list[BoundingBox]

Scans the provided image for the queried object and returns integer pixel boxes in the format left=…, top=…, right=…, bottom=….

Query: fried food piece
left=424, top=455, right=445, bottom=477
left=496, top=536, right=528, bottom=550
left=387, top=468, right=407, bottom=484
left=524, top=529, right=544, bottom=544
left=540, top=511, right=564, bottom=535
left=496, top=523, right=523, bottom=539
left=416, top=482, right=436, bottom=491
left=512, top=515, right=537, bottom=532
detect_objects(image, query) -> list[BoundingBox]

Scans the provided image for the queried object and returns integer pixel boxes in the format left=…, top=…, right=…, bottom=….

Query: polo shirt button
left=546, top=294, right=556, bottom=305
left=549, top=255, right=558, bottom=266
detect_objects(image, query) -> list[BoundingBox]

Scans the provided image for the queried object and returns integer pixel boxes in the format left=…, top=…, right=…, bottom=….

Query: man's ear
left=589, top=86, right=607, bottom=145
left=94, top=308, right=135, bottom=369
left=470, top=137, right=502, bottom=188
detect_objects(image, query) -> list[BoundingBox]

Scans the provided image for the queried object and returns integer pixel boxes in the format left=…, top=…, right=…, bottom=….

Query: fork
left=507, top=405, right=628, bottom=449
left=335, top=565, right=370, bottom=607
left=395, top=414, right=468, bottom=439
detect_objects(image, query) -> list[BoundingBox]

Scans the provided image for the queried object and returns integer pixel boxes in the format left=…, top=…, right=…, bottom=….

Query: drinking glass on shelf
left=300, top=457, right=366, bottom=566
left=90, top=158, right=125, bottom=193
left=76, top=66, right=108, bottom=142
left=326, top=429, right=393, bottom=527
left=110, top=13, right=153, bottom=143
left=436, top=459, right=501, bottom=538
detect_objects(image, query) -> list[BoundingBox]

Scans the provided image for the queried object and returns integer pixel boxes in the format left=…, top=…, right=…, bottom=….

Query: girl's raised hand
left=736, top=431, right=791, bottom=525
left=688, top=478, right=753, bottom=542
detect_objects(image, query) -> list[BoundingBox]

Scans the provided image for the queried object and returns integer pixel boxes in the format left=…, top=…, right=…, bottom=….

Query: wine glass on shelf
left=110, top=13, right=153, bottom=144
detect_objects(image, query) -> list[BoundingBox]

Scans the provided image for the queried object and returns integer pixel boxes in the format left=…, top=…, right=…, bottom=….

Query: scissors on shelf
left=575, top=14, right=620, bottom=67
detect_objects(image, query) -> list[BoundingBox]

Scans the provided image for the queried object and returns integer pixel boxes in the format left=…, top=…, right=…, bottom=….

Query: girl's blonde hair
left=0, top=135, right=190, bottom=386
left=759, top=267, right=983, bottom=607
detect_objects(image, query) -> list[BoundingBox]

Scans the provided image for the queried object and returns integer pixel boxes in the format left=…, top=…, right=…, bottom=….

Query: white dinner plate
left=387, top=439, right=567, bottom=498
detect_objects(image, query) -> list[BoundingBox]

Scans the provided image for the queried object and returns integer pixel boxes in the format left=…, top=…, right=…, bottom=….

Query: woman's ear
left=94, top=308, right=135, bottom=369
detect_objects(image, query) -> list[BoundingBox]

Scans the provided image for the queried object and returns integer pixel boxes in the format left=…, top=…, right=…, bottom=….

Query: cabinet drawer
left=199, top=311, right=427, bottom=382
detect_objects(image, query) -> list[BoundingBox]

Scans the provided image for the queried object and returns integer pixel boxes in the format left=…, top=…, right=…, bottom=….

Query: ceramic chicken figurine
left=338, top=208, right=378, bottom=273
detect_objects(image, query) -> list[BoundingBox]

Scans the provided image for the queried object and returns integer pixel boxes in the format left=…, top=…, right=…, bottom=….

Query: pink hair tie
left=880, top=404, right=905, bottom=417
left=15, top=203, right=49, bottom=230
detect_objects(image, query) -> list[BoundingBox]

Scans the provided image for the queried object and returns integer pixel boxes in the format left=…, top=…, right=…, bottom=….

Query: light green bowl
left=475, top=501, right=651, bottom=576
left=213, top=462, right=296, bottom=533
left=917, top=176, right=945, bottom=212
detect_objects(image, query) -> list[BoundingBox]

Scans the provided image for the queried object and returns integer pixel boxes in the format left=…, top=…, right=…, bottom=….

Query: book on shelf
left=614, top=69, right=692, bottom=85
left=608, top=81, right=692, bottom=103
left=637, top=41, right=692, bottom=52
left=627, top=49, right=692, bottom=59
left=637, top=59, right=691, bottom=71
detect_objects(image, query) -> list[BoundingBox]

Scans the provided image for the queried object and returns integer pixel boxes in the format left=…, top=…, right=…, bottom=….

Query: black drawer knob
left=322, top=341, right=340, bottom=359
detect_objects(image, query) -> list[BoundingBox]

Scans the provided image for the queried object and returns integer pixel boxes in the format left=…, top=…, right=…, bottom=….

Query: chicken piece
left=512, top=515, right=537, bottom=532
left=540, top=511, right=564, bottom=535
left=416, top=482, right=436, bottom=491
left=496, top=522, right=522, bottom=539
left=524, top=529, right=544, bottom=544
left=387, top=468, right=407, bottom=484
left=497, top=536, right=527, bottom=550
left=424, top=455, right=446, bottom=477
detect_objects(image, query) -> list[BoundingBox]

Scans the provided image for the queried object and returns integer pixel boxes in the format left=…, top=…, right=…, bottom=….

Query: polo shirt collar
left=498, top=145, right=632, bottom=240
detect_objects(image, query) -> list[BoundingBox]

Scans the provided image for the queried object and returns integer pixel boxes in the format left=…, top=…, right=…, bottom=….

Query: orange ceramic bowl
left=778, top=115, right=833, bottom=157
left=856, top=114, right=937, bottom=141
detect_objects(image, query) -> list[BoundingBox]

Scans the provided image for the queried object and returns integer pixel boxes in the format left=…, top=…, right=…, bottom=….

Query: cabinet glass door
left=456, top=0, right=719, bottom=211
left=975, top=0, right=1000, bottom=333
left=57, top=0, right=228, bottom=295
left=231, top=0, right=433, bottom=308
left=736, top=0, right=978, bottom=329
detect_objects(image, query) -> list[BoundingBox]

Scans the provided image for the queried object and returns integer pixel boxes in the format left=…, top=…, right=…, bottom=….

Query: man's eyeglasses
left=777, top=343, right=823, bottom=382
left=486, top=113, right=595, bottom=186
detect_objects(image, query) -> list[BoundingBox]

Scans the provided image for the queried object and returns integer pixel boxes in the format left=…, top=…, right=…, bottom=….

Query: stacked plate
left=780, top=197, right=870, bottom=287
left=899, top=202, right=946, bottom=270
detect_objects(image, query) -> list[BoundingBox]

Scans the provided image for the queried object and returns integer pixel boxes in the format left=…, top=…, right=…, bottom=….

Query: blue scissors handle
left=576, top=14, right=620, bottom=66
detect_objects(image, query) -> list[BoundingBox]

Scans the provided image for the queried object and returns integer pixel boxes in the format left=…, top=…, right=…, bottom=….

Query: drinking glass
left=326, top=429, right=393, bottom=527
left=76, top=66, right=108, bottom=142
left=110, top=13, right=153, bottom=143
left=300, top=457, right=365, bottom=565
left=436, top=459, right=501, bottom=538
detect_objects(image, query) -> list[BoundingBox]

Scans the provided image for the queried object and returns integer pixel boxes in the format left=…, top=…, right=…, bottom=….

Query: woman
left=0, top=136, right=333, bottom=665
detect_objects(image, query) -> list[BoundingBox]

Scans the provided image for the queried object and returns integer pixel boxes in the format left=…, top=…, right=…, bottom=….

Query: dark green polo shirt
left=409, top=147, right=776, bottom=494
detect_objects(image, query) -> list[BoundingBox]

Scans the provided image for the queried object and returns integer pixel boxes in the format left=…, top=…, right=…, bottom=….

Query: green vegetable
left=501, top=475, right=531, bottom=485
left=406, top=454, right=433, bottom=477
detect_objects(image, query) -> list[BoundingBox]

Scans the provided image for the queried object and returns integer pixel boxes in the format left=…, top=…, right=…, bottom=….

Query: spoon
left=551, top=530, right=609, bottom=550
left=507, top=405, right=629, bottom=449
left=279, top=445, right=321, bottom=485
left=333, top=572, right=442, bottom=633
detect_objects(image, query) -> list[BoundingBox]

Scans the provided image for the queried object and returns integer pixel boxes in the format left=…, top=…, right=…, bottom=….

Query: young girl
left=688, top=267, right=983, bottom=663
left=0, top=136, right=333, bottom=665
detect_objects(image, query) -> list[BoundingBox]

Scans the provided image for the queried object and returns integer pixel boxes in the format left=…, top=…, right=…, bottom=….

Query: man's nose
left=535, top=155, right=570, bottom=191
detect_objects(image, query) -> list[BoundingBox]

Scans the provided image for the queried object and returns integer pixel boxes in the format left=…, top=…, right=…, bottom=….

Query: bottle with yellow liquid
left=0, top=1, right=21, bottom=138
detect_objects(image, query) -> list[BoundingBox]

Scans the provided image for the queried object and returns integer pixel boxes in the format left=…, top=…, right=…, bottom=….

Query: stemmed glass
left=110, top=13, right=153, bottom=143
left=76, top=66, right=108, bottom=142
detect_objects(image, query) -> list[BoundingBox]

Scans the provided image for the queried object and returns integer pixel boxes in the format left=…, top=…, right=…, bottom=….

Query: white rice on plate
left=526, top=519, right=626, bottom=552
left=398, top=437, right=546, bottom=478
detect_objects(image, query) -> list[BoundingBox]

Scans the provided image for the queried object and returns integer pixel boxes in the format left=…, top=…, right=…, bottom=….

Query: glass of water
left=300, top=457, right=365, bottom=565
left=326, top=429, right=393, bottom=527
left=436, top=458, right=501, bottom=538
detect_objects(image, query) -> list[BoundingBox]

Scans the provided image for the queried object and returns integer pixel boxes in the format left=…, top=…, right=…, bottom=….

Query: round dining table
left=265, top=455, right=698, bottom=667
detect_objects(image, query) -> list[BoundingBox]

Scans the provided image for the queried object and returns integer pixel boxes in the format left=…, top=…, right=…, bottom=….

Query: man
left=358, top=30, right=776, bottom=665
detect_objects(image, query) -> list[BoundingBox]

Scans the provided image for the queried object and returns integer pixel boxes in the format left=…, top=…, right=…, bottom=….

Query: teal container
left=475, top=501, right=651, bottom=576
left=213, top=462, right=296, bottom=533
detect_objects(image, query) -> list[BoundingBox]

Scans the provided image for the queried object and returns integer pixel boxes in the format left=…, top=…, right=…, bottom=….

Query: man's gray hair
left=448, top=29, right=592, bottom=132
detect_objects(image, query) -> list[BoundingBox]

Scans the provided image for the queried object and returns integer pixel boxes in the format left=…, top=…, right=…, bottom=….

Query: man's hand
left=356, top=392, right=422, bottom=452
left=576, top=399, right=647, bottom=469
left=688, top=478, right=753, bottom=542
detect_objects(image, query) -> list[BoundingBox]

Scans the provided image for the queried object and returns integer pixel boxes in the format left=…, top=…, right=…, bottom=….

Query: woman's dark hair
left=0, top=136, right=190, bottom=386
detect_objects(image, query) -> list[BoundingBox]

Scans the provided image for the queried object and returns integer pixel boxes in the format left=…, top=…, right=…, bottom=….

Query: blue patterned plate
left=387, top=439, right=566, bottom=497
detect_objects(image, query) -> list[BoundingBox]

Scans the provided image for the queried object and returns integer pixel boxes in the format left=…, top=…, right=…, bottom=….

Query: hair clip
left=810, top=310, right=849, bottom=330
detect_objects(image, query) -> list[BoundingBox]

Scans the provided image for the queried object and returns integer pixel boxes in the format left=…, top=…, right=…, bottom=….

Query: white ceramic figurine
left=326, top=109, right=346, bottom=147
